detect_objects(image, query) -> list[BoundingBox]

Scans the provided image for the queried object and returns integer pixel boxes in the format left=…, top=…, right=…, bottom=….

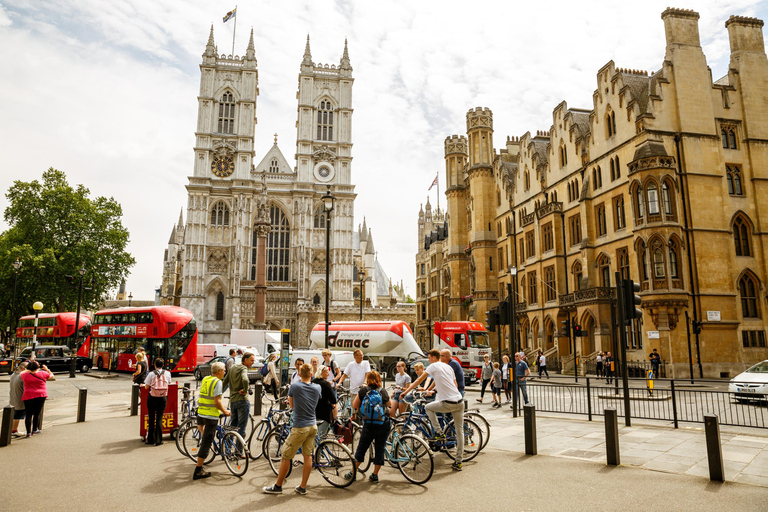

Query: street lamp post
left=10, top=258, right=22, bottom=358
left=70, top=265, right=86, bottom=378
left=31, top=301, right=43, bottom=351
left=509, top=267, right=519, bottom=418
left=322, top=188, right=336, bottom=348
left=128, top=292, right=133, bottom=307
left=358, top=269, right=366, bottom=321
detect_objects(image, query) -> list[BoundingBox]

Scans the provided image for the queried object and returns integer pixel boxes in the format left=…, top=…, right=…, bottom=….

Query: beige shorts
left=282, top=425, right=318, bottom=459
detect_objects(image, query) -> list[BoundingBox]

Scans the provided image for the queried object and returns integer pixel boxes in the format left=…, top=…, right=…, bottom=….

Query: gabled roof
left=621, top=72, right=652, bottom=114
left=253, top=142, right=294, bottom=174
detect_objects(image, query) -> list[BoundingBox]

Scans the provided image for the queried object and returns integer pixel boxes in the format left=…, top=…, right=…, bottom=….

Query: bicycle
left=263, top=421, right=357, bottom=487
left=464, top=408, right=491, bottom=450
left=248, top=400, right=291, bottom=460
left=175, top=389, right=199, bottom=457
left=182, top=418, right=249, bottom=477
left=354, top=420, right=434, bottom=484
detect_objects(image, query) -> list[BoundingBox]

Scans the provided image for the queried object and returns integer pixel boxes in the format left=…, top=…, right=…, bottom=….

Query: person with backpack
left=142, top=357, right=171, bottom=446
left=262, top=353, right=280, bottom=400
left=350, top=370, right=391, bottom=482
left=321, top=349, right=340, bottom=389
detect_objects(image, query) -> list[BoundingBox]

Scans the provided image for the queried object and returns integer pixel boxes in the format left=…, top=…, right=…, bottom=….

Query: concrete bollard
left=605, top=408, right=620, bottom=466
left=704, top=414, right=724, bottom=482
left=254, top=383, right=263, bottom=416
left=77, top=388, right=88, bottom=423
left=130, top=384, right=140, bottom=416
left=524, top=404, right=537, bottom=455
left=0, top=405, right=13, bottom=447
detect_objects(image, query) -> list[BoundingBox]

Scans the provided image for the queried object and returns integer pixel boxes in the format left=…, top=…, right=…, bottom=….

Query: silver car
left=729, top=360, right=768, bottom=401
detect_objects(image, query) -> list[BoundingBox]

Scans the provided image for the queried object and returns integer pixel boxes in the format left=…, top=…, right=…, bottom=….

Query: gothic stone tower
left=465, top=108, right=499, bottom=320
left=444, top=135, right=470, bottom=320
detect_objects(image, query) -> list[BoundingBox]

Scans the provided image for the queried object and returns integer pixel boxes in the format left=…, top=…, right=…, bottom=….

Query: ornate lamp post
left=128, top=292, right=133, bottom=307
left=70, top=265, right=86, bottom=378
left=31, top=301, right=43, bottom=351
left=322, top=188, right=336, bottom=348
left=10, top=258, right=21, bottom=357
left=358, top=268, right=366, bottom=321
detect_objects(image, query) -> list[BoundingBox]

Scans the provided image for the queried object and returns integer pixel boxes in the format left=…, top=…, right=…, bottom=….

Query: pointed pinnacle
left=343, top=38, right=349, bottom=59
left=302, top=34, right=312, bottom=64
left=247, top=28, right=255, bottom=51
left=207, top=24, right=215, bottom=47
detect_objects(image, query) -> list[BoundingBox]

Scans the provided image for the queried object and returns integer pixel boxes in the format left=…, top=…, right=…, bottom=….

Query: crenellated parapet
left=444, top=135, right=468, bottom=156
left=466, top=107, right=493, bottom=131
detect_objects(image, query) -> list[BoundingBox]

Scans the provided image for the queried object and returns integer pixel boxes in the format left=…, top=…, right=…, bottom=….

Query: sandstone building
left=418, top=9, right=768, bottom=378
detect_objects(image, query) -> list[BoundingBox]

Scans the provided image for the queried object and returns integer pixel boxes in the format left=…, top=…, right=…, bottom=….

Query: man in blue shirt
left=440, top=349, right=465, bottom=397
left=514, top=352, right=530, bottom=405
left=263, top=363, right=321, bottom=495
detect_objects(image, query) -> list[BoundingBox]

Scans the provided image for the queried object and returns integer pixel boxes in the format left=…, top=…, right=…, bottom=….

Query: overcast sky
left=1, top=0, right=766, bottom=301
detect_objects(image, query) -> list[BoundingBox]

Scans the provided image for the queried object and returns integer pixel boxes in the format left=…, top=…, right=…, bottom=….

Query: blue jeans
left=516, top=379, right=529, bottom=404
left=229, top=400, right=250, bottom=438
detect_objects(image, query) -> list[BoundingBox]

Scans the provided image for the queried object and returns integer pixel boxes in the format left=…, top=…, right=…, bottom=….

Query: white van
left=197, top=343, right=241, bottom=366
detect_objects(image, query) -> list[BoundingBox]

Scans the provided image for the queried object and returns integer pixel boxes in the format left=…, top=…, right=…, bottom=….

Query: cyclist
left=403, top=349, right=464, bottom=471
left=404, top=362, right=434, bottom=408
left=222, top=351, right=255, bottom=439
left=336, top=349, right=371, bottom=412
left=264, top=364, right=321, bottom=495
left=351, top=370, right=392, bottom=482
left=389, top=361, right=411, bottom=417
left=440, top=349, right=465, bottom=397
left=193, top=362, right=230, bottom=480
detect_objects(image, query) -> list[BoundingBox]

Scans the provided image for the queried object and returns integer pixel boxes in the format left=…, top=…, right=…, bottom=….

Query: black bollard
left=254, top=383, right=263, bottom=416
left=0, top=405, right=13, bottom=447
left=605, top=408, right=620, bottom=466
left=524, top=404, right=537, bottom=455
left=704, top=414, right=724, bottom=482
left=77, top=388, right=88, bottom=423
left=130, top=384, right=140, bottom=416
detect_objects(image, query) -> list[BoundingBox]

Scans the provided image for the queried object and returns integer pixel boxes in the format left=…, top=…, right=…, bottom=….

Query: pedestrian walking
left=263, top=363, right=322, bottom=495
left=477, top=355, right=493, bottom=403
left=537, top=351, right=550, bottom=378
left=605, top=352, right=614, bottom=384
left=20, top=361, right=55, bottom=437
left=491, top=362, right=502, bottom=408
left=9, top=361, right=28, bottom=437
left=403, top=349, right=464, bottom=471
left=650, top=348, right=661, bottom=376
left=441, top=349, right=465, bottom=397
left=596, top=352, right=604, bottom=378
left=350, top=371, right=392, bottom=482
left=222, top=351, right=255, bottom=439
left=224, top=349, right=236, bottom=373
left=263, top=353, right=280, bottom=400
left=142, top=357, right=171, bottom=445
left=193, top=362, right=230, bottom=480
left=511, top=352, right=530, bottom=406
left=312, top=366, right=337, bottom=437
left=501, top=355, right=513, bottom=404
left=132, top=351, right=147, bottom=384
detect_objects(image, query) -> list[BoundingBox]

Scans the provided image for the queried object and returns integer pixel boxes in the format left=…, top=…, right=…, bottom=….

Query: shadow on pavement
left=100, top=438, right=151, bottom=455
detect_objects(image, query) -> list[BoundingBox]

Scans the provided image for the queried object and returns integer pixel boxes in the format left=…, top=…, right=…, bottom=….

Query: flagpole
left=437, top=171, right=440, bottom=212
left=231, top=5, right=237, bottom=56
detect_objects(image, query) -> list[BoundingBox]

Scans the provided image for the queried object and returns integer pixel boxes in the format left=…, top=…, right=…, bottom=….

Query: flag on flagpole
left=428, top=174, right=438, bottom=190
left=223, top=8, right=237, bottom=23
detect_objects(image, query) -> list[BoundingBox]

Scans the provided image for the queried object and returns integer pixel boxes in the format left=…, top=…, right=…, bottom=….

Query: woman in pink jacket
left=20, top=361, right=55, bottom=437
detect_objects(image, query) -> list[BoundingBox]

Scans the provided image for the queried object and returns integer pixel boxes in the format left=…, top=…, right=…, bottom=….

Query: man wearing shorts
left=264, top=363, right=321, bottom=495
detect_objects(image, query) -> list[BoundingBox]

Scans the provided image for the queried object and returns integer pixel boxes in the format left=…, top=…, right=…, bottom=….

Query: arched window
left=721, top=129, right=728, bottom=149
left=252, top=206, right=291, bottom=282
left=574, top=179, right=579, bottom=199
left=647, top=182, right=659, bottom=215
left=216, top=292, right=225, bottom=321
left=726, top=165, right=744, bottom=196
left=637, top=240, right=648, bottom=282
left=739, top=273, right=760, bottom=318
left=635, top=185, right=645, bottom=220
left=729, top=130, right=737, bottom=149
left=733, top=216, right=752, bottom=256
left=210, top=201, right=230, bottom=226
left=313, top=205, right=326, bottom=229
left=662, top=181, right=675, bottom=218
left=610, top=159, right=615, bottom=181
left=269, top=158, right=279, bottom=173
left=524, top=171, right=530, bottom=191
left=568, top=183, right=572, bottom=203
left=669, top=239, right=680, bottom=280
left=218, top=92, right=235, bottom=134
left=614, top=157, right=620, bottom=179
left=611, top=112, right=617, bottom=135
left=606, top=111, right=615, bottom=137
left=572, top=260, right=583, bottom=291
left=560, top=146, right=567, bottom=167
left=597, top=254, right=611, bottom=287
left=651, top=238, right=666, bottom=279
left=317, top=100, right=334, bottom=141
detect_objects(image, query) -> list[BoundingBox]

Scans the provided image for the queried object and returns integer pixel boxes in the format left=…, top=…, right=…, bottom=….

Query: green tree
left=0, top=168, right=135, bottom=338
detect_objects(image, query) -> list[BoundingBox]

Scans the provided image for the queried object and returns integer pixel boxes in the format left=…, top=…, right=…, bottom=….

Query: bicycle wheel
left=263, top=428, right=292, bottom=478
left=444, top=418, right=482, bottom=462
left=175, top=418, right=194, bottom=457
left=222, top=431, right=249, bottom=477
left=314, top=439, right=356, bottom=488
left=465, top=412, right=490, bottom=450
left=248, top=419, right=270, bottom=460
left=182, top=424, right=216, bottom=465
left=394, top=434, right=434, bottom=485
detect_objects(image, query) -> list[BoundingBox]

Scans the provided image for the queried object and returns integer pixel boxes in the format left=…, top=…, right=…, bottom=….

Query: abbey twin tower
left=160, top=28, right=410, bottom=344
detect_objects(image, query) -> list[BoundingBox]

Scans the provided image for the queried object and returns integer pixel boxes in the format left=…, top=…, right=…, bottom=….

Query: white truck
left=308, top=321, right=424, bottom=377
left=229, top=329, right=290, bottom=359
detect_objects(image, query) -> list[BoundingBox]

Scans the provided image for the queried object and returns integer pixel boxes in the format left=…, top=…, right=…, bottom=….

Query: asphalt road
left=2, top=415, right=766, bottom=512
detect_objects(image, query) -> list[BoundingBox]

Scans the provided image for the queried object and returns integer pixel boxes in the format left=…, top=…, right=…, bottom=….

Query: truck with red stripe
left=432, top=321, right=491, bottom=378
left=309, top=321, right=424, bottom=377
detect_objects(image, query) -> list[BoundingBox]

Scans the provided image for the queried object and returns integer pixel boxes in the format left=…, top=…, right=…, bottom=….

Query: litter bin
left=139, top=383, right=178, bottom=441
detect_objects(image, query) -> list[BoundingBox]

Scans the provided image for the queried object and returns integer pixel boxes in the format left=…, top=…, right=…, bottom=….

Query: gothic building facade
left=421, top=9, right=768, bottom=378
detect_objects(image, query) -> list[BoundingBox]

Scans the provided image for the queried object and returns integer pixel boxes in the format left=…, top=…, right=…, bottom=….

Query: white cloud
left=0, top=0, right=765, bottom=302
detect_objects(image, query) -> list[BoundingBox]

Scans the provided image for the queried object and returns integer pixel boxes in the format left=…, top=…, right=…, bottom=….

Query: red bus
left=16, top=312, right=91, bottom=356
left=89, top=306, right=197, bottom=374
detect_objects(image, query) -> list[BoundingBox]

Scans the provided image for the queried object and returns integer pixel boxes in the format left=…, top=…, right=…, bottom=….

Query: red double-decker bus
left=16, top=312, right=91, bottom=356
left=89, top=306, right=197, bottom=374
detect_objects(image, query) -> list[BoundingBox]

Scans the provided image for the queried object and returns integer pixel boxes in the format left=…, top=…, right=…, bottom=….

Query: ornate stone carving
left=207, top=250, right=227, bottom=274
left=312, top=145, right=337, bottom=163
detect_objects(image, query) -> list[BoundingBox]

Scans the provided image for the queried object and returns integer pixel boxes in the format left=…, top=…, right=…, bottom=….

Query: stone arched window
left=637, top=239, right=648, bottom=283
left=597, top=253, right=611, bottom=287
left=646, top=181, right=660, bottom=216
left=218, top=91, right=236, bottom=134
left=215, top=292, right=225, bottom=321
left=733, top=215, right=752, bottom=257
left=726, top=165, right=744, bottom=196
left=739, top=272, right=760, bottom=318
left=210, top=201, right=230, bottom=226
left=572, top=260, right=583, bottom=291
left=606, top=109, right=616, bottom=137
left=669, top=238, right=681, bottom=281
left=650, top=238, right=666, bottom=280
left=267, top=206, right=291, bottom=282
left=524, top=171, right=530, bottom=191
left=721, top=127, right=737, bottom=149
left=633, top=183, right=645, bottom=223
left=269, top=158, right=279, bottom=173
left=317, top=100, right=334, bottom=141
left=661, top=179, right=676, bottom=220
left=313, top=205, right=327, bottom=229
left=614, top=156, right=620, bottom=179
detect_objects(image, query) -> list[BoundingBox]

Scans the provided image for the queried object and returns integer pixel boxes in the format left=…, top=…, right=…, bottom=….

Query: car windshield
left=468, top=332, right=490, bottom=349
left=746, top=361, right=768, bottom=373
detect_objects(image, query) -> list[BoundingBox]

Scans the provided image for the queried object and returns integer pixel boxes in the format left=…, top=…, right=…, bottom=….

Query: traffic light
left=692, top=320, right=702, bottom=335
left=623, top=279, right=642, bottom=321
left=485, top=308, right=498, bottom=332
left=573, top=324, right=583, bottom=337
left=561, top=319, right=571, bottom=337
left=498, top=297, right=510, bottom=325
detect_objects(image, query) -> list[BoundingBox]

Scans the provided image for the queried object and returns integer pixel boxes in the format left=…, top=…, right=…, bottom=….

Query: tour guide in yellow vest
left=193, top=362, right=230, bottom=481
